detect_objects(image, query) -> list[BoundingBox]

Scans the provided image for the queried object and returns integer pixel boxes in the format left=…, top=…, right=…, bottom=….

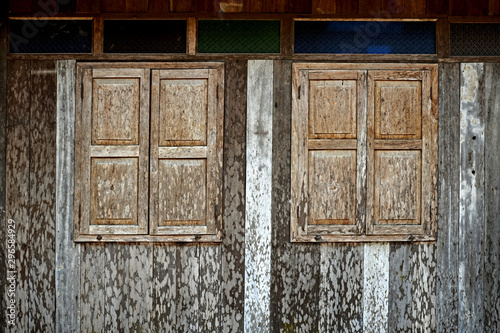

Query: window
left=291, top=63, right=438, bottom=242
left=74, top=63, right=224, bottom=242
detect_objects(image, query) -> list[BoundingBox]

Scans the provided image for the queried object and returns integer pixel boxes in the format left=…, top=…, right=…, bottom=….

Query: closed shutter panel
left=366, top=69, right=438, bottom=237
left=150, top=68, right=223, bottom=235
left=292, top=69, right=366, bottom=240
left=76, top=68, right=150, bottom=235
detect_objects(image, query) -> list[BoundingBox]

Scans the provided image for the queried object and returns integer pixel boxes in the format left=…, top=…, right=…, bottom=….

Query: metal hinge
left=298, top=85, right=301, bottom=99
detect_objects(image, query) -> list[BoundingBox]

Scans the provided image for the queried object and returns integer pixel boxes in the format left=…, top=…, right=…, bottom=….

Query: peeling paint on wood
left=410, top=244, right=436, bottom=331
left=80, top=244, right=105, bottom=332
left=245, top=59, right=273, bottom=332
left=436, top=63, right=460, bottom=332
left=56, top=60, right=81, bottom=333
left=459, top=63, right=485, bottom=332
left=29, top=60, right=57, bottom=332
left=363, top=243, right=389, bottom=333
left=319, top=243, right=364, bottom=332
left=152, top=243, right=177, bottom=331
left=221, top=59, right=246, bottom=333
left=6, top=59, right=31, bottom=333
left=483, top=63, right=500, bottom=332
left=177, top=244, right=199, bottom=332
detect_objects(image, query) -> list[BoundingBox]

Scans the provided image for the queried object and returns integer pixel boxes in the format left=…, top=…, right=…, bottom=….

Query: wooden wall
left=6, top=0, right=500, bottom=16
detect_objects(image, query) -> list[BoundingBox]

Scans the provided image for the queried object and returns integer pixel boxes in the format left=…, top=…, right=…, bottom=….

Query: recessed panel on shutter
left=76, top=68, right=150, bottom=235
left=150, top=68, right=223, bottom=236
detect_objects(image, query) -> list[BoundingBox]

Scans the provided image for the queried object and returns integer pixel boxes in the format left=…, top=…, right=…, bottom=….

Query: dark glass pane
left=451, top=23, right=500, bottom=56
left=9, top=20, right=92, bottom=53
left=294, top=21, right=436, bottom=54
left=104, top=20, right=186, bottom=53
left=198, top=20, right=280, bottom=53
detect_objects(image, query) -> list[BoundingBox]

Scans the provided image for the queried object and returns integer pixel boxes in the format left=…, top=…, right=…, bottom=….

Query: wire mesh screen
left=294, top=21, right=436, bottom=54
left=104, top=20, right=187, bottom=53
left=451, top=24, right=500, bottom=56
left=198, top=20, right=280, bottom=53
left=9, top=20, right=92, bottom=53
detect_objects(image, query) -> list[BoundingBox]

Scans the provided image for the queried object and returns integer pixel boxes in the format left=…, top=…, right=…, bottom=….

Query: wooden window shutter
left=366, top=69, right=438, bottom=238
left=291, top=64, right=438, bottom=242
left=292, top=68, right=367, bottom=241
left=75, top=68, right=150, bottom=235
left=150, top=68, right=224, bottom=236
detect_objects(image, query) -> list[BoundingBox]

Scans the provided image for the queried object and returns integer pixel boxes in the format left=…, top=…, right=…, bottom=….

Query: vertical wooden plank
left=152, top=244, right=177, bottom=332
left=56, top=60, right=81, bottom=333
left=449, top=0, right=467, bottom=15
left=436, top=63, right=460, bottom=333
left=483, top=63, right=500, bottom=332
left=427, top=0, right=448, bottom=15
left=467, top=0, right=489, bottom=15
left=6, top=59, right=31, bottom=333
left=199, top=245, right=222, bottom=332
left=410, top=244, right=436, bottom=331
left=489, top=0, right=500, bottom=15
left=170, top=0, right=195, bottom=12
left=245, top=59, right=273, bottom=333
left=221, top=59, right=246, bottom=333
left=29, top=60, right=56, bottom=332
left=101, top=0, right=126, bottom=12
left=288, top=0, right=312, bottom=13
left=262, top=0, right=287, bottom=12
left=0, top=16, right=8, bottom=331
left=148, top=0, right=169, bottom=13
left=125, top=0, right=148, bottom=12
left=359, top=0, right=381, bottom=15
left=103, top=244, right=152, bottom=332
left=363, top=244, right=389, bottom=333
left=93, top=17, right=103, bottom=55
left=177, top=245, right=199, bottom=333
left=336, top=0, right=358, bottom=15
left=459, top=63, right=485, bottom=333
left=312, top=0, right=336, bottom=14
left=245, top=0, right=263, bottom=12
left=187, top=17, right=197, bottom=55
left=77, top=0, right=102, bottom=12
left=318, top=244, right=364, bottom=333
left=436, top=19, right=450, bottom=59
left=388, top=244, right=412, bottom=332
left=80, top=244, right=105, bottom=332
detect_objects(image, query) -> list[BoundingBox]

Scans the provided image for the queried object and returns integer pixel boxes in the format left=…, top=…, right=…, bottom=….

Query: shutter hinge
left=298, top=86, right=301, bottom=99
left=78, top=203, right=81, bottom=221
left=216, top=86, right=219, bottom=100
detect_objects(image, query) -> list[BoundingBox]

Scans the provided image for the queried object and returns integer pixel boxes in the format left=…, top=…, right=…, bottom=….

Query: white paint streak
left=244, top=60, right=273, bottom=333
left=363, top=243, right=390, bottom=333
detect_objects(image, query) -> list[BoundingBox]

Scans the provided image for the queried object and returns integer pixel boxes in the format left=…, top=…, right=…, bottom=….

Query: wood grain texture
left=363, top=243, right=389, bottom=333
left=359, top=0, right=381, bottom=15
left=80, top=244, right=105, bottom=332
left=101, top=0, right=126, bottom=12
left=427, top=0, right=448, bottom=15
left=152, top=244, right=177, bottom=331
left=125, top=0, right=148, bottom=12
left=288, top=0, right=312, bottom=13
left=55, top=60, right=81, bottom=333
left=318, top=244, right=364, bottom=332
left=171, top=0, right=195, bottom=12
left=312, top=0, right=336, bottom=14
left=148, top=0, right=169, bottom=13
left=459, top=63, right=485, bottom=333
left=483, top=63, right=500, bottom=332
left=77, top=0, right=102, bottom=13
left=245, top=59, right=273, bottom=332
left=221, top=59, right=246, bottom=333
left=28, top=60, right=57, bottom=332
left=199, top=245, right=222, bottom=332
left=6, top=59, right=31, bottom=333
left=0, top=19, right=7, bottom=331
left=436, top=63, right=460, bottom=333
left=176, top=245, right=199, bottom=332
left=270, top=60, right=321, bottom=333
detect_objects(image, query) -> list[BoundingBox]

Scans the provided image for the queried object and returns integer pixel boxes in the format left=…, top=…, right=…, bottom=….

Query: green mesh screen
left=198, top=20, right=280, bottom=53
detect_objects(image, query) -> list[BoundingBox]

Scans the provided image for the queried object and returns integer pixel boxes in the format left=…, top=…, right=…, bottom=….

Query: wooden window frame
left=291, top=63, right=438, bottom=243
left=73, top=62, right=224, bottom=243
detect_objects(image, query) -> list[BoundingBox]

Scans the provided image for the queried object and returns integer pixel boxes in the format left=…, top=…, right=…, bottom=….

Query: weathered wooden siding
left=0, top=12, right=7, bottom=332
left=2, top=57, right=500, bottom=332
left=8, top=0, right=500, bottom=16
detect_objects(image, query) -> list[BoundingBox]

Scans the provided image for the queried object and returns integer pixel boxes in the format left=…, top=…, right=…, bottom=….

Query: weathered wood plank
left=388, top=244, right=411, bottom=332
left=55, top=60, right=81, bottom=333
left=221, top=59, right=246, bottom=333
left=0, top=17, right=8, bottom=331
left=80, top=244, right=105, bottom=332
left=29, top=60, right=57, bottom=332
left=177, top=244, right=199, bottom=332
left=459, top=63, right=485, bottom=332
left=6, top=59, right=31, bottom=333
left=199, top=245, right=222, bottom=332
left=102, top=244, right=152, bottom=331
left=152, top=244, right=177, bottom=332
left=319, top=244, right=364, bottom=332
left=245, top=59, right=273, bottom=332
left=363, top=243, right=389, bottom=333
left=483, top=63, right=500, bottom=332
left=410, top=244, right=436, bottom=331
left=76, top=0, right=102, bottom=13
left=436, top=63, right=460, bottom=332
left=101, top=0, right=126, bottom=12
